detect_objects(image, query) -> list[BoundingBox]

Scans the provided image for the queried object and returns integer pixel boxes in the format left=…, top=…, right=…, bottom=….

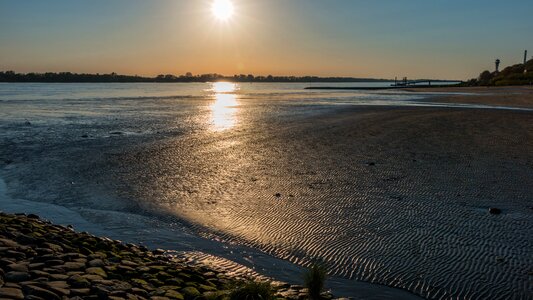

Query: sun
left=212, top=0, right=234, bottom=21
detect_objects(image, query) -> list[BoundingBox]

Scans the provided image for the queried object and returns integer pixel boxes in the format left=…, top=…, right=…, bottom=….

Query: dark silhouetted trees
left=470, top=58, right=533, bottom=86
left=0, top=71, right=392, bottom=83
left=478, top=70, right=493, bottom=85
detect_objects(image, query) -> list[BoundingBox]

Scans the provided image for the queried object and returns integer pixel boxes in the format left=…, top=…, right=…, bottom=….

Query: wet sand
left=406, top=85, right=533, bottom=108
left=1, top=84, right=532, bottom=299
left=114, top=103, right=532, bottom=299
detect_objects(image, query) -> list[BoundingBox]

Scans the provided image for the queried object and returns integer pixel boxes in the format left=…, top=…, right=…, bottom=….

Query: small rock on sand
left=489, top=208, right=502, bottom=215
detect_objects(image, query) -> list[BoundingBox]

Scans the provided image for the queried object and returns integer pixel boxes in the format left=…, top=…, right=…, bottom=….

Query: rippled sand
left=124, top=109, right=533, bottom=299
left=1, top=84, right=532, bottom=299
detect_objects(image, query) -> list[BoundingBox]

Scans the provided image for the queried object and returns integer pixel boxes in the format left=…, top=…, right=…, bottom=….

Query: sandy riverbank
left=405, top=85, right=533, bottom=108
left=113, top=103, right=532, bottom=299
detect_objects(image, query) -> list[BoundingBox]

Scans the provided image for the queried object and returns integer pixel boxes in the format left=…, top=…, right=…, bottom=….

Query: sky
left=0, top=0, right=532, bottom=79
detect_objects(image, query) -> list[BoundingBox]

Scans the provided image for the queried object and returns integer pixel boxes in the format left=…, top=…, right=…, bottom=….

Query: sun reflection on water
left=210, top=82, right=239, bottom=131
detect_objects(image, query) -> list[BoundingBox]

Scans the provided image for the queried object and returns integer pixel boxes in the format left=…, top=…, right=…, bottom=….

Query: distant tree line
left=466, top=58, right=533, bottom=86
left=0, top=71, right=391, bottom=83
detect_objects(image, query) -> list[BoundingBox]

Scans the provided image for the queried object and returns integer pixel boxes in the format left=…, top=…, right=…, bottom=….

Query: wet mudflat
left=0, top=83, right=531, bottom=299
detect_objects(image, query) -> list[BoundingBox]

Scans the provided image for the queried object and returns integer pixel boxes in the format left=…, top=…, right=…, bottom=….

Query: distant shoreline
left=0, top=71, right=388, bottom=83
left=0, top=80, right=394, bottom=84
left=305, top=84, right=462, bottom=90
left=0, top=71, right=462, bottom=84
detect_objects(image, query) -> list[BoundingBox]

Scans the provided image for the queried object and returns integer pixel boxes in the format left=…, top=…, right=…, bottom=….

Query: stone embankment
left=0, top=212, right=334, bottom=300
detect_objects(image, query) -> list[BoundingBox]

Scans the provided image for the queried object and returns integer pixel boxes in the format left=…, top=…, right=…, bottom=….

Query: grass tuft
left=230, top=281, right=275, bottom=300
left=304, top=264, right=327, bottom=300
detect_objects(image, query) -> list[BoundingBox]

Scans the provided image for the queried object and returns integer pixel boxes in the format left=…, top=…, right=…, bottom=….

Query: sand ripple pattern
left=121, top=108, right=533, bottom=300
left=176, top=251, right=270, bottom=281
left=2, top=94, right=532, bottom=300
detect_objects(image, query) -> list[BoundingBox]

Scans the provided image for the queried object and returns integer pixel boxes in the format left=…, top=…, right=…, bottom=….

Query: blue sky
left=1, top=0, right=531, bottom=79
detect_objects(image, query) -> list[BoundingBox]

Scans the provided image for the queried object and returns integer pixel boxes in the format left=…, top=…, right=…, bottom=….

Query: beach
left=407, top=85, right=533, bottom=108
left=0, top=83, right=531, bottom=299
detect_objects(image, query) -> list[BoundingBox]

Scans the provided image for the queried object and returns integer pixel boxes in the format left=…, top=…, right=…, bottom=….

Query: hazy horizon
left=0, top=70, right=464, bottom=81
left=1, top=0, right=532, bottom=80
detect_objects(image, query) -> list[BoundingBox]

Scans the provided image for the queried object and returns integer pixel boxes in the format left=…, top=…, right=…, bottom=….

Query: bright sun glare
left=212, top=0, right=234, bottom=21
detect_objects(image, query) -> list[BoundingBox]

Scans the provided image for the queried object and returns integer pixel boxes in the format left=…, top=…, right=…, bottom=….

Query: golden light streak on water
left=210, top=82, right=239, bottom=131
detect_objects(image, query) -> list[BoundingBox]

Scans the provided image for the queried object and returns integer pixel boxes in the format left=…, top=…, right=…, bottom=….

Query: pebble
left=68, top=274, right=91, bottom=288
left=7, top=263, right=29, bottom=273
left=28, top=263, right=45, bottom=270
left=62, top=262, right=86, bottom=271
left=71, top=288, right=91, bottom=296
left=86, top=267, right=107, bottom=278
left=49, top=274, right=69, bottom=281
left=22, top=284, right=61, bottom=300
left=5, top=271, right=31, bottom=282
left=44, top=259, right=64, bottom=267
left=0, top=238, right=20, bottom=248
left=88, top=258, right=105, bottom=268
left=0, top=287, right=24, bottom=299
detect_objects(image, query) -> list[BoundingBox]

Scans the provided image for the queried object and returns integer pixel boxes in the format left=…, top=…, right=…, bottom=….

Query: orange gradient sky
left=1, top=0, right=532, bottom=79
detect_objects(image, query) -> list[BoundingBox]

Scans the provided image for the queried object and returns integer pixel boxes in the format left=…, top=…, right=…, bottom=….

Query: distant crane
left=495, top=59, right=501, bottom=73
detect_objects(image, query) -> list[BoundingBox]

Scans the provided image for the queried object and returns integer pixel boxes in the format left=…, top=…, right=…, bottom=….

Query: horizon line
left=0, top=70, right=464, bottom=82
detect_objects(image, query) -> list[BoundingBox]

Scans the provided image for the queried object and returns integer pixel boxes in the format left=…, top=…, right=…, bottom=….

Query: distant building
left=495, top=59, right=501, bottom=73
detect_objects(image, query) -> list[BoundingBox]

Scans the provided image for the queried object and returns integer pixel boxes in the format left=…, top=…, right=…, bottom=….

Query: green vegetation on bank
left=229, top=282, right=275, bottom=300
left=467, top=59, right=533, bottom=86
left=303, top=265, right=327, bottom=300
